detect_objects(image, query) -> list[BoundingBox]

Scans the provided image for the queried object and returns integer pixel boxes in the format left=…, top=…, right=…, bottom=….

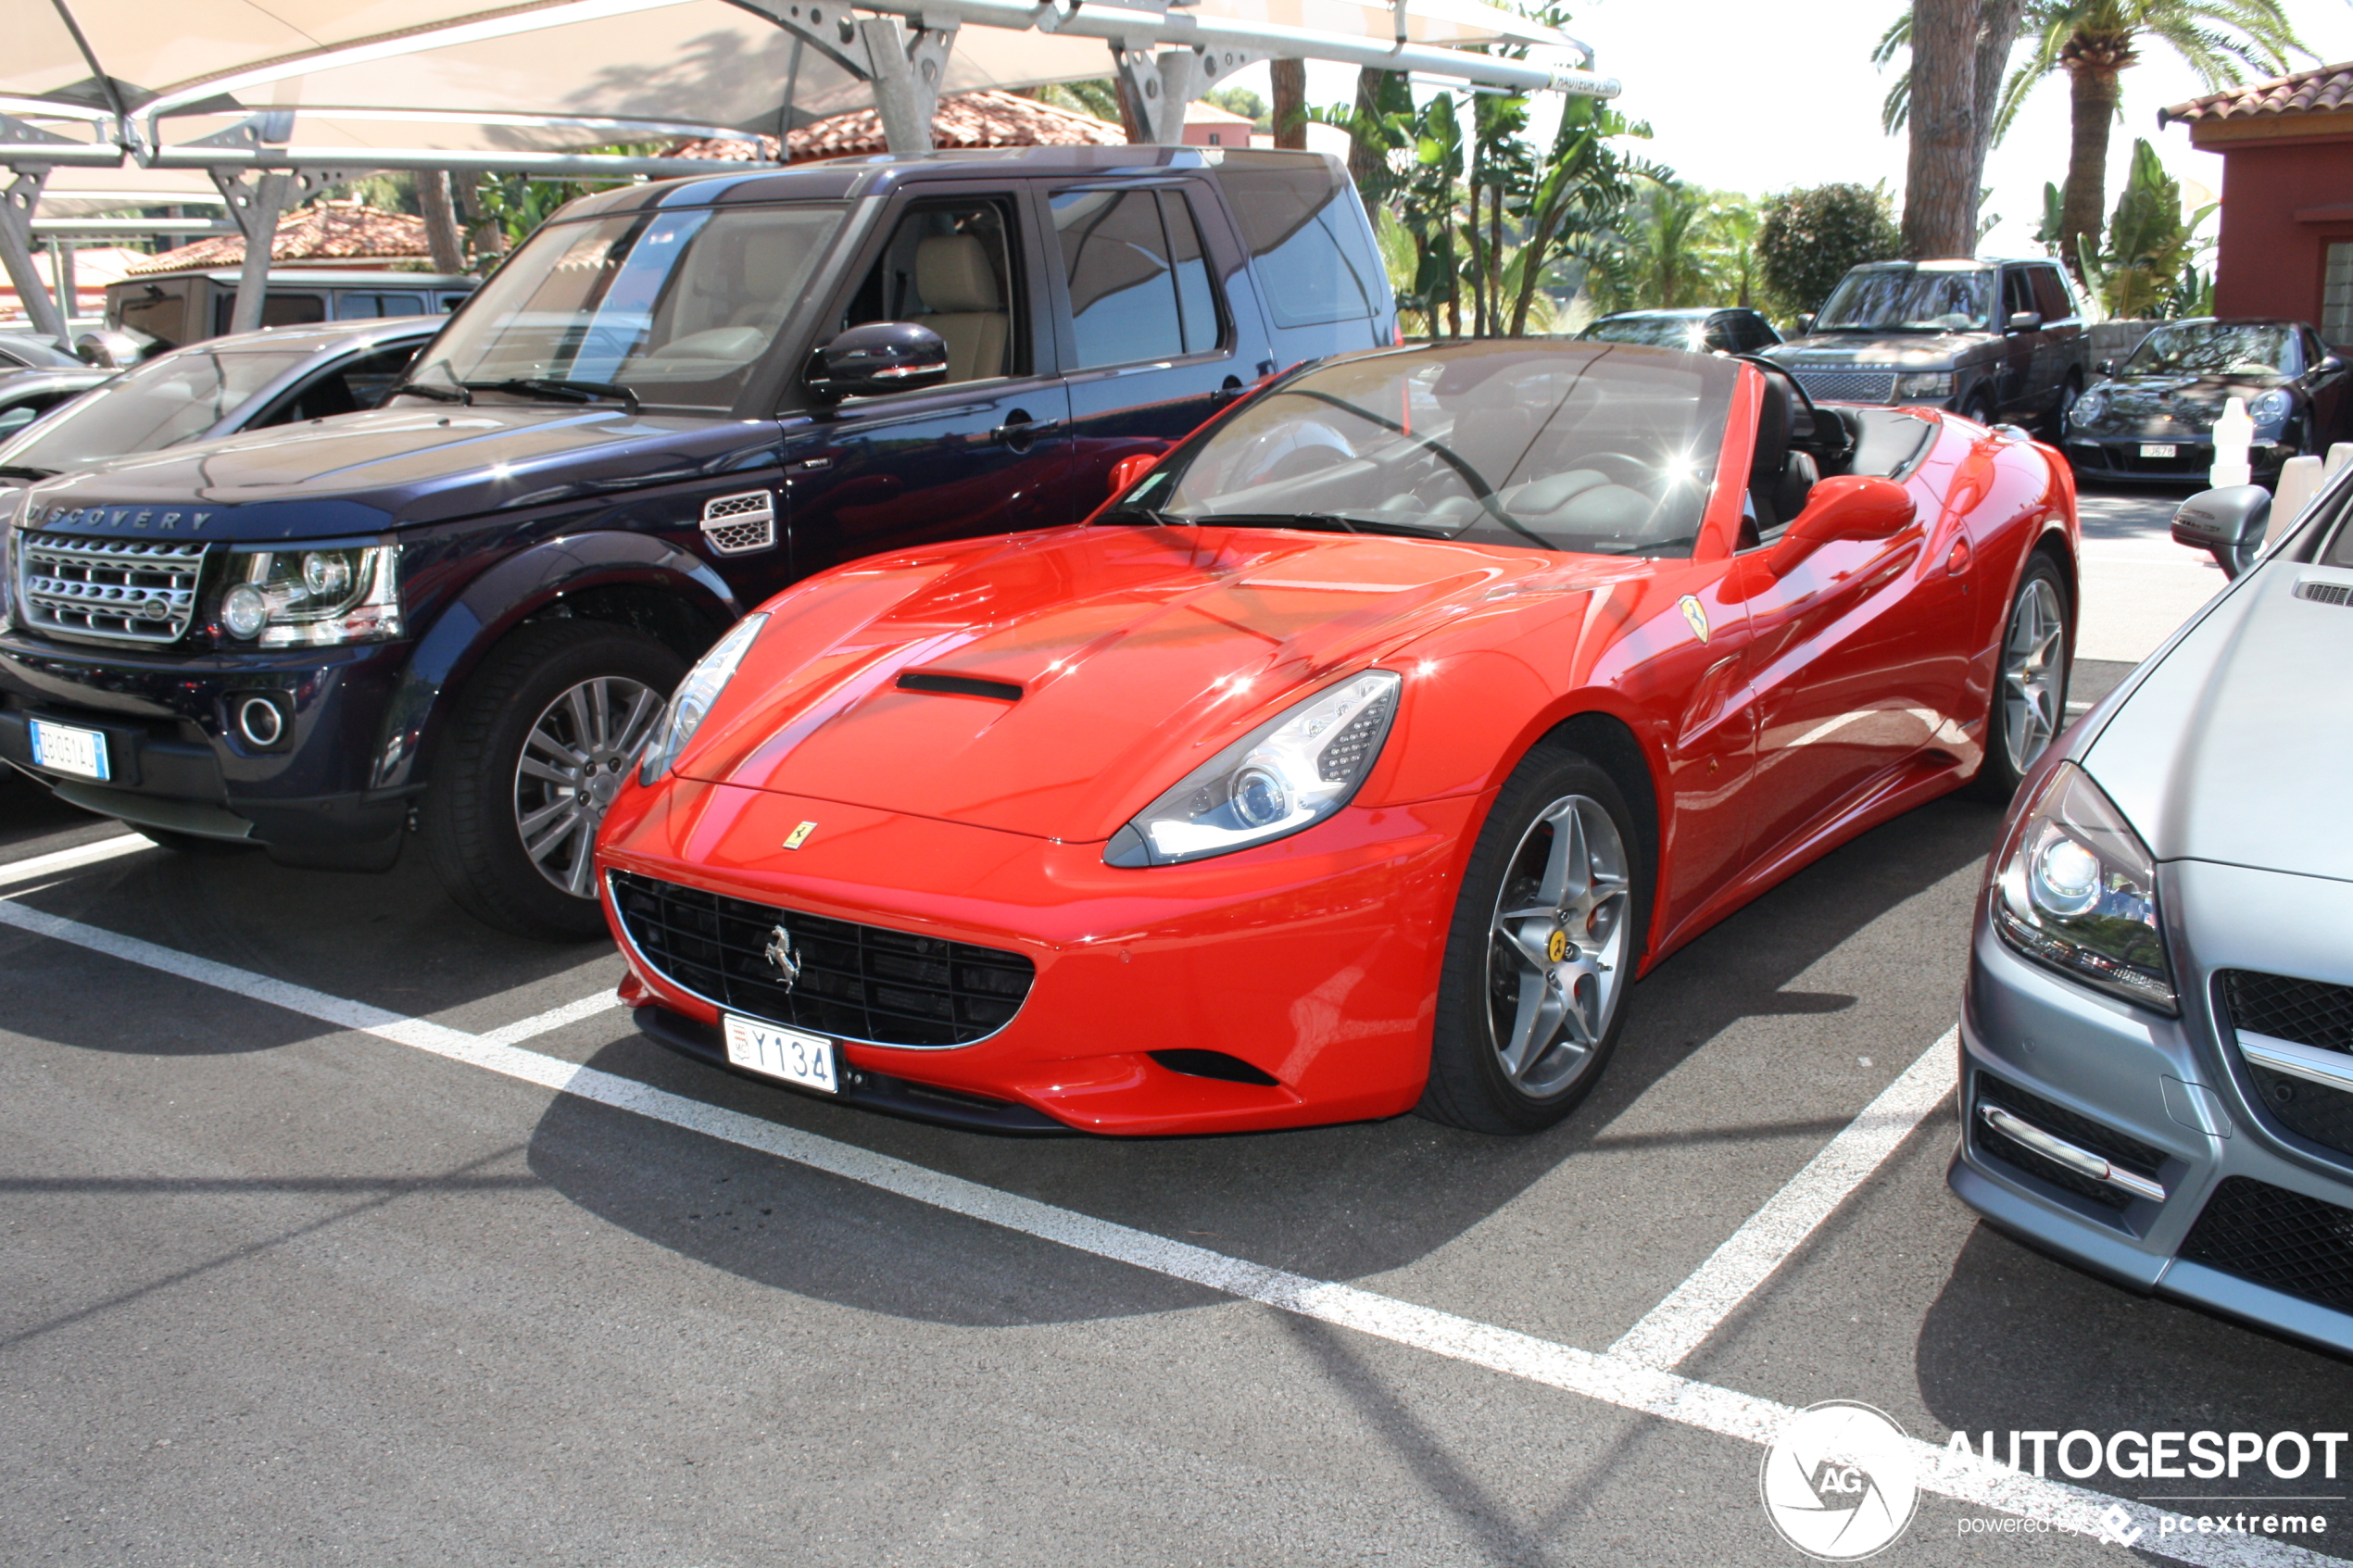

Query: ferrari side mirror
left=805, top=321, right=949, bottom=405
left=1768, top=475, right=1916, bottom=574
left=1107, top=452, right=1158, bottom=499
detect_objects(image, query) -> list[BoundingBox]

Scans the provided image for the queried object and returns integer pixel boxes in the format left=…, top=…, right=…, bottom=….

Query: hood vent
left=2295, top=578, right=2353, bottom=607
left=896, top=671, right=1023, bottom=702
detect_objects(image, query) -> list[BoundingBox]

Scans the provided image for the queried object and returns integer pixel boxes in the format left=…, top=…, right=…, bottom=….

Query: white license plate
left=723, top=1014, right=838, bottom=1095
left=2140, top=443, right=2179, bottom=458
left=27, top=719, right=109, bottom=782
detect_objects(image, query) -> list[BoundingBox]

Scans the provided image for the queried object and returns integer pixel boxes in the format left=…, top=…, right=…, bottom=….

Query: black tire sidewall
left=1969, top=552, right=2071, bottom=801
left=423, top=621, right=686, bottom=940
left=1420, top=745, right=1649, bottom=1135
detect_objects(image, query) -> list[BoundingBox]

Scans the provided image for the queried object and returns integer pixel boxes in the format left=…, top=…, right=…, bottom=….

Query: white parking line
left=0, top=833, right=149, bottom=888
left=1610, top=1028, right=1958, bottom=1369
left=0, top=887, right=2333, bottom=1566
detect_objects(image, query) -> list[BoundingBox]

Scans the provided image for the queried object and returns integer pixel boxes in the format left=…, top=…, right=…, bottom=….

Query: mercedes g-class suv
left=0, top=145, right=1396, bottom=938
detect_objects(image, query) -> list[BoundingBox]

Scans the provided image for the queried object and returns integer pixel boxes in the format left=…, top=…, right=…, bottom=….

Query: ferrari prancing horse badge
left=784, top=821, right=817, bottom=849
left=1680, top=595, right=1710, bottom=644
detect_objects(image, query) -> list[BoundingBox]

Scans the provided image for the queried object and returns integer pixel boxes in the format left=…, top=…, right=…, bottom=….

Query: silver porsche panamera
left=1951, top=470, right=2353, bottom=1354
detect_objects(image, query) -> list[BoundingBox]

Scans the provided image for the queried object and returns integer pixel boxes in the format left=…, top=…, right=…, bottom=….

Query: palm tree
left=1876, top=0, right=2298, bottom=275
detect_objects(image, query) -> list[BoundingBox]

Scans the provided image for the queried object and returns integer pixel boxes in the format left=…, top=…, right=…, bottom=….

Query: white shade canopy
left=1, top=0, right=1591, bottom=162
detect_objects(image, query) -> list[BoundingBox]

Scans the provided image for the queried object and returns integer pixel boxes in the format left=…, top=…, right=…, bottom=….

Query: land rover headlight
left=1993, top=762, right=2175, bottom=1012
left=2249, top=388, right=2294, bottom=425
left=1894, top=371, right=1953, bottom=399
left=1105, top=671, right=1401, bottom=867
left=636, top=612, right=766, bottom=784
left=220, top=544, right=400, bottom=646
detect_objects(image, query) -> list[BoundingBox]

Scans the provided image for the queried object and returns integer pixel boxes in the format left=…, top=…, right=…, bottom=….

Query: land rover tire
left=423, top=620, right=685, bottom=940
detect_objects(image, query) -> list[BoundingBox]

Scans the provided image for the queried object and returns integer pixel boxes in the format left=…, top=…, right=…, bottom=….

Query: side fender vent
left=896, top=671, right=1023, bottom=702
left=2295, top=577, right=2353, bottom=607
left=700, top=491, right=776, bottom=556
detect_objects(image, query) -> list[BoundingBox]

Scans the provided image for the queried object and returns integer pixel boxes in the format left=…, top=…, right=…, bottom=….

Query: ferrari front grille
left=19, top=534, right=208, bottom=644
left=609, top=870, right=1034, bottom=1048
left=1790, top=370, right=1896, bottom=405
left=2180, top=1176, right=2353, bottom=1311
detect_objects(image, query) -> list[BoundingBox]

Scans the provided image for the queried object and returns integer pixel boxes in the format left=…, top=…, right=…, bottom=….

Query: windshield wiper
left=1187, top=512, right=1455, bottom=538
left=385, top=380, right=471, bottom=405
left=0, top=464, right=57, bottom=481
left=1098, top=506, right=1181, bottom=527
left=479, top=377, right=641, bottom=415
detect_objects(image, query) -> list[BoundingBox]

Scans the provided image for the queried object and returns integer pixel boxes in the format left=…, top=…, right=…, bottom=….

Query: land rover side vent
left=20, top=535, right=209, bottom=644
left=699, top=492, right=775, bottom=556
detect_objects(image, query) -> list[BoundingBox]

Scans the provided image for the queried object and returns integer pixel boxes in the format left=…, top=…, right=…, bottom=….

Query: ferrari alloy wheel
left=1969, top=554, right=2070, bottom=800
left=1422, top=744, right=1648, bottom=1134
left=424, top=620, right=686, bottom=940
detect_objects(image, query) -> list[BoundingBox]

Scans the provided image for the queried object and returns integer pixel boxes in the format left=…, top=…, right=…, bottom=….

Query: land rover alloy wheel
left=424, top=621, right=686, bottom=939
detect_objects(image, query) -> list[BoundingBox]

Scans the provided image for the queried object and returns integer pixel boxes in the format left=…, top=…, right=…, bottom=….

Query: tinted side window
left=843, top=196, right=1021, bottom=385
left=1161, top=191, right=1223, bottom=356
left=1053, top=189, right=1184, bottom=370
left=1213, top=160, right=1382, bottom=328
left=2003, top=270, right=2037, bottom=320
left=118, top=283, right=188, bottom=350
left=2030, top=265, right=2073, bottom=322
left=213, top=291, right=328, bottom=336
left=336, top=292, right=426, bottom=319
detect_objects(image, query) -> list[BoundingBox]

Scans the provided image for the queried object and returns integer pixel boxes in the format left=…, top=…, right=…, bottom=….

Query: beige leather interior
left=913, top=233, right=1008, bottom=383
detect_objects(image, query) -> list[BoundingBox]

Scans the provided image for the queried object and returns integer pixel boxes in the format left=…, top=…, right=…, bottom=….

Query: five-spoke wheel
left=1971, top=552, right=2071, bottom=800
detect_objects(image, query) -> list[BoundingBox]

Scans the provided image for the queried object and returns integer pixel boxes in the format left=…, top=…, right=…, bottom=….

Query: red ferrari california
left=596, top=341, right=2077, bottom=1135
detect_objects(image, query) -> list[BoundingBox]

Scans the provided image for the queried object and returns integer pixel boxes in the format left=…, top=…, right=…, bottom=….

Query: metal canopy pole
left=856, top=16, right=961, bottom=154
left=198, top=114, right=366, bottom=336
left=0, top=166, right=69, bottom=342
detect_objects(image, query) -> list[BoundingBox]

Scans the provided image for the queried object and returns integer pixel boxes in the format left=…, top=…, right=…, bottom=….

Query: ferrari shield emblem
left=1679, top=595, right=1710, bottom=644
left=1546, top=929, right=1569, bottom=963
left=784, top=821, right=817, bottom=850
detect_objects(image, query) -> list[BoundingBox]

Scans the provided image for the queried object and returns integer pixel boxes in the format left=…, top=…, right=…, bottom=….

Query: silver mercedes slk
left=1950, top=473, right=2353, bottom=1355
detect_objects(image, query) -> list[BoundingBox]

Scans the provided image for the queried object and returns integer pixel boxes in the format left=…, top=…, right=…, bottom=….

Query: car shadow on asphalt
left=1917, top=1223, right=2353, bottom=1499
left=525, top=793, right=2009, bottom=1327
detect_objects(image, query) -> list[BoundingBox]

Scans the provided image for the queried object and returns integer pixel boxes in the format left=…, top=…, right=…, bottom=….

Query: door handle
left=1209, top=375, right=1246, bottom=408
left=990, top=410, right=1063, bottom=448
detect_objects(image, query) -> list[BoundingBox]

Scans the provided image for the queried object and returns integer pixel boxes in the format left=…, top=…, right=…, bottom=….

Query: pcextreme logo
left=1760, top=1401, right=1921, bottom=1560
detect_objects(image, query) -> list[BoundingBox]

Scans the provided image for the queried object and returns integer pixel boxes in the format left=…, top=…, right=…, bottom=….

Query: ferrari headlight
left=2070, top=389, right=2108, bottom=429
left=1105, top=670, right=1402, bottom=867
left=636, top=612, right=765, bottom=784
left=2249, top=388, right=2293, bottom=425
left=1894, top=371, right=1953, bottom=399
left=220, top=544, right=400, bottom=647
left=1993, top=762, right=2175, bottom=1013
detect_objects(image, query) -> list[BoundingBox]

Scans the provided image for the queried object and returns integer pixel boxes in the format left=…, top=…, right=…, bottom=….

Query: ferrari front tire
left=1419, top=744, right=1647, bottom=1135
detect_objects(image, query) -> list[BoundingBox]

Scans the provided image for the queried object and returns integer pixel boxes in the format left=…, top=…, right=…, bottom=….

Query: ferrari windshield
left=408, top=204, right=841, bottom=409
left=1815, top=263, right=1994, bottom=332
left=1126, top=342, right=1738, bottom=557
left=2122, top=322, right=2296, bottom=379
left=1579, top=314, right=1708, bottom=349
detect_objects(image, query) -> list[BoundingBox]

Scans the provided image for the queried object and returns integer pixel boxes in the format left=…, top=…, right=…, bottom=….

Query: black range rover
left=0, top=145, right=1396, bottom=937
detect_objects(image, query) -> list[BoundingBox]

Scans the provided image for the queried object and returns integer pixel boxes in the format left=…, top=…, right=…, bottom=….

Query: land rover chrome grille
left=20, top=534, right=208, bottom=643
left=1790, top=370, right=1897, bottom=405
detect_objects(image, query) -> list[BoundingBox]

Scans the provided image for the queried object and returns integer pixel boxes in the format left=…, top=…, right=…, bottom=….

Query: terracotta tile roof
left=674, top=88, right=1126, bottom=163
left=127, top=203, right=432, bottom=275
left=2163, top=62, right=2353, bottom=123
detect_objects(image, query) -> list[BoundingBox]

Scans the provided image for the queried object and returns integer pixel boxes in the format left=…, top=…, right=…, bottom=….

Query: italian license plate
left=2140, top=443, right=2178, bottom=458
left=27, top=719, right=109, bottom=782
left=723, top=1013, right=838, bottom=1094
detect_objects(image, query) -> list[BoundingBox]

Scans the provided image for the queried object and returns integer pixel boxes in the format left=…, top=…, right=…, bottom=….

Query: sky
left=1228, top=0, right=2353, bottom=259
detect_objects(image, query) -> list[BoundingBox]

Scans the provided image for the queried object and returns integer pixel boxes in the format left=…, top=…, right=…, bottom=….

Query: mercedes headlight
left=0, top=489, right=23, bottom=633
left=1105, top=670, right=1402, bottom=867
left=636, top=612, right=765, bottom=784
left=2070, top=389, right=2108, bottom=430
left=1993, top=762, right=2175, bottom=1012
left=1894, top=371, right=1953, bottom=399
left=2249, top=388, right=2294, bottom=425
left=220, top=544, right=400, bottom=647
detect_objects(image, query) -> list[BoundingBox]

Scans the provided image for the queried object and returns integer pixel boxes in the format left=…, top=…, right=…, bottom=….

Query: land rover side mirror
left=805, top=321, right=949, bottom=404
left=2171, top=484, right=2271, bottom=578
left=1794, top=313, right=1815, bottom=336
left=1768, top=475, right=1915, bottom=575
left=2322, top=354, right=2347, bottom=376
left=2006, top=310, right=2044, bottom=333
left=2096, top=358, right=2116, bottom=377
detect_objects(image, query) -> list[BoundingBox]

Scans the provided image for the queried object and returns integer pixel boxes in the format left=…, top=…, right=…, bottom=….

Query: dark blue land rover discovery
left=0, top=145, right=1396, bottom=936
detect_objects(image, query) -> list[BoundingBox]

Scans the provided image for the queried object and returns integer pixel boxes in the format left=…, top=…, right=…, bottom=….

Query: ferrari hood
left=2086, top=558, right=2353, bottom=884
left=676, top=525, right=1610, bottom=842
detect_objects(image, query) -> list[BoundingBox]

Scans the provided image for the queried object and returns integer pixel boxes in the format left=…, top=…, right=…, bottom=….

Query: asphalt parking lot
left=6, top=482, right=2350, bottom=1568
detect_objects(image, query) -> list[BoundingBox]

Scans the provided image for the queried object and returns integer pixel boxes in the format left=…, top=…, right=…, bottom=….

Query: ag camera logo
left=1760, top=1401, right=1921, bottom=1560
